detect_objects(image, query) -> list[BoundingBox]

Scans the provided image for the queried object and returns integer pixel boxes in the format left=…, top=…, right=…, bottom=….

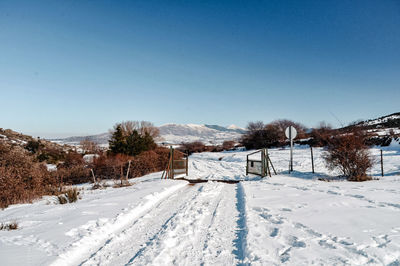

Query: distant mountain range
left=50, top=124, right=246, bottom=146
left=48, top=113, right=400, bottom=147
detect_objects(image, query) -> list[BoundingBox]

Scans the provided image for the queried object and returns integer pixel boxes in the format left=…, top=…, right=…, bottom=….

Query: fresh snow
left=1, top=146, right=399, bottom=265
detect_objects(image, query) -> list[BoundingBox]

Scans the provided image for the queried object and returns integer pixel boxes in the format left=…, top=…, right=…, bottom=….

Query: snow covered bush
left=323, top=130, right=373, bottom=181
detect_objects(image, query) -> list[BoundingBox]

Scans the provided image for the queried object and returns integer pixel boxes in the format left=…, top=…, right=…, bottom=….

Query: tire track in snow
left=50, top=182, right=188, bottom=266
left=233, top=182, right=248, bottom=265
left=128, top=182, right=238, bottom=265
left=80, top=184, right=205, bottom=265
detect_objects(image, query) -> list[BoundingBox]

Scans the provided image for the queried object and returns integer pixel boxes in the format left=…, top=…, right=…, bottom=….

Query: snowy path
left=79, top=182, right=239, bottom=265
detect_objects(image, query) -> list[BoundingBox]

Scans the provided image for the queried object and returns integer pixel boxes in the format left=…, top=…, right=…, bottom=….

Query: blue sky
left=0, top=0, right=399, bottom=138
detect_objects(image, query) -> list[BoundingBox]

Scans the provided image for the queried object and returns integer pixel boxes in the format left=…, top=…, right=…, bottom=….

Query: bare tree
left=270, top=119, right=307, bottom=140
left=111, top=121, right=160, bottom=140
left=80, top=139, right=100, bottom=154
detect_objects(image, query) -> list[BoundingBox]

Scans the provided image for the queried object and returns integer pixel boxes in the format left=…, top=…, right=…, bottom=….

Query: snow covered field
left=1, top=144, right=399, bottom=265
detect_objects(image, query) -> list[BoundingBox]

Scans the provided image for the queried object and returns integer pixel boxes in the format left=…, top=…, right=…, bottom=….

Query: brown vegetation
left=323, top=129, right=373, bottom=181
left=179, top=141, right=206, bottom=154
left=111, top=121, right=160, bottom=140
left=57, top=188, right=79, bottom=204
left=310, top=122, right=334, bottom=147
left=0, top=142, right=57, bottom=209
left=80, top=139, right=101, bottom=154
left=222, top=140, right=235, bottom=151
left=91, top=147, right=172, bottom=181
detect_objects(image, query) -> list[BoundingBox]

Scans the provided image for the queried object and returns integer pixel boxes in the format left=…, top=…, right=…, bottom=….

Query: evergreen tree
left=109, top=124, right=126, bottom=154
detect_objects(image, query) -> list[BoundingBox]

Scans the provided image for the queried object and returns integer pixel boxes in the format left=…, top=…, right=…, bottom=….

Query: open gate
left=246, top=148, right=276, bottom=177
left=162, top=147, right=188, bottom=179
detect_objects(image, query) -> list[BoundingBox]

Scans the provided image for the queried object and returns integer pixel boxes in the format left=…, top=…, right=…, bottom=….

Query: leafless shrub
left=56, top=152, right=90, bottom=185
left=0, top=142, right=57, bottom=209
left=270, top=119, right=307, bottom=140
left=222, top=141, right=235, bottom=151
left=310, top=122, right=333, bottom=147
left=92, top=147, right=171, bottom=180
left=323, top=129, right=373, bottom=181
left=179, top=141, right=206, bottom=154
left=240, top=121, right=281, bottom=149
left=80, top=139, right=101, bottom=154
left=111, top=121, right=160, bottom=139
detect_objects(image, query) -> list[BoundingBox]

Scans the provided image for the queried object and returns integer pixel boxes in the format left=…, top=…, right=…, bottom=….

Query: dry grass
left=57, top=188, right=80, bottom=204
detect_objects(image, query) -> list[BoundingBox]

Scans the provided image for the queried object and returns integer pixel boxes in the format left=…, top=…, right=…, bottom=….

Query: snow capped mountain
left=158, top=124, right=245, bottom=145
left=50, top=124, right=245, bottom=146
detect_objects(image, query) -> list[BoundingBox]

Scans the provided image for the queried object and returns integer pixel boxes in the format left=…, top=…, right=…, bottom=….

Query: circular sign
left=285, top=126, right=297, bottom=140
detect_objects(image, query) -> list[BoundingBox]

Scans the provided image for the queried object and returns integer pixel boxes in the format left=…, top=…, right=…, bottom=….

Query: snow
left=364, top=114, right=400, bottom=126
left=158, top=123, right=242, bottom=145
left=1, top=146, right=399, bottom=265
left=83, top=154, right=100, bottom=163
left=46, top=164, right=57, bottom=172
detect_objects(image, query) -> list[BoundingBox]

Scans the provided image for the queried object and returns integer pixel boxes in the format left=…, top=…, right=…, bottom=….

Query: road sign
left=285, top=126, right=297, bottom=140
left=285, top=126, right=297, bottom=173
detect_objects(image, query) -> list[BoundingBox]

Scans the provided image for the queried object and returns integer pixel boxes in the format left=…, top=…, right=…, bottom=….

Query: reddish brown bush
left=323, top=129, right=373, bottom=181
left=222, top=141, right=235, bottom=151
left=92, top=153, right=133, bottom=180
left=91, top=147, right=172, bottom=181
left=179, top=141, right=206, bottom=154
left=310, top=122, right=333, bottom=147
left=0, top=142, right=57, bottom=209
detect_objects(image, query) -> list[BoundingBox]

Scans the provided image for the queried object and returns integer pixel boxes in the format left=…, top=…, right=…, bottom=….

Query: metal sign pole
left=285, top=126, right=297, bottom=173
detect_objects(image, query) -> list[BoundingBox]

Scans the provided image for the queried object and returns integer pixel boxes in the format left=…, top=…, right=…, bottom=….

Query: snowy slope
left=1, top=146, right=399, bottom=265
left=158, top=123, right=244, bottom=145
left=50, top=124, right=245, bottom=146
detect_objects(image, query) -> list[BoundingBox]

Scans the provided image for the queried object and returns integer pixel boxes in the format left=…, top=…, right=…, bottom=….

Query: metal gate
left=246, top=148, right=276, bottom=177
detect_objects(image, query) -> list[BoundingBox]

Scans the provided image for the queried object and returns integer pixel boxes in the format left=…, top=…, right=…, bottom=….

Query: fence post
left=381, top=149, right=384, bottom=177
left=246, top=156, right=248, bottom=176
left=185, top=152, right=188, bottom=176
left=126, top=160, right=131, bottom=181
left=171, top=147, right=174, bottom=179
left=90, top=169, right=96, bottom=184
left=311, top=146, right=315, bottom=174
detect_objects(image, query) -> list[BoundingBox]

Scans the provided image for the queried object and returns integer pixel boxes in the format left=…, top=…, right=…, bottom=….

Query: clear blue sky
left=0, top=0, right=399, bottom=138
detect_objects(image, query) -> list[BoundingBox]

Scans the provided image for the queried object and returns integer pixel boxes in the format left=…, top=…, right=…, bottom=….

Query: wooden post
left=126, top=160, right=131, bottom=181
left=171, top=146, right=174, bottom=179
left=90, top=169, right=96, bottom=184
left=265, top=149, right=271, bottom=177
left=381, top=149, right=384, bottom=177
left=268, top=155, right=277, bottom=175
left=187, top=153, right=189, bottom=176
left=311, top=146, right=315, bottom=174
left=246, top=154, right=249, bottom=175
left=261, top=149, right=266, bottom=177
